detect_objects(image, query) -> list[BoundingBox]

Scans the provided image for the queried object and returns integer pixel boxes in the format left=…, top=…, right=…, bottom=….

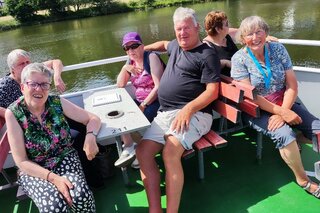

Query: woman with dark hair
left=203, top=11, right=238, bottom=76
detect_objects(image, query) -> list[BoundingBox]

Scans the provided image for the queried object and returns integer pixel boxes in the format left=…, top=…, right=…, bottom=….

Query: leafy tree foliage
left=65, top=0, right=92, bottom=12
left=37, top=0, right=66, bottom=16
left=5, top=0, right=38, bottom=22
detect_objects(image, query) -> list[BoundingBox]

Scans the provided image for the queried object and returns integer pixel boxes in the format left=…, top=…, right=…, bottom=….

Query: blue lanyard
left=247, top=45, right=272, bottom=89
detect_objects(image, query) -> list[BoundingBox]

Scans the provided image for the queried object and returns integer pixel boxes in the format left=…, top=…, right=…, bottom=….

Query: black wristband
left=86, top=131, right=98, bottom=137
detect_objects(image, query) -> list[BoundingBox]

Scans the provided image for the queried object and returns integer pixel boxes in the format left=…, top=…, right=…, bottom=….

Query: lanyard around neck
left=247, top=45, right=271, bottom=89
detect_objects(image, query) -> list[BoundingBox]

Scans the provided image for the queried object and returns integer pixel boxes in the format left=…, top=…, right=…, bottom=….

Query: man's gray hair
left=236, top=16, right=270, bottom=44
left=173, top=7, right=198, bottom=27
left=21, top=63, right=52, bottom=84
left=7, top=49, right=30, bottom=72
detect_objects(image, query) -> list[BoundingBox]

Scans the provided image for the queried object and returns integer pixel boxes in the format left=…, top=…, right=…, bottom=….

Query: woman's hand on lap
left=279, top=108, right=302, bottom=125
left=49, top=173, right=73, bottom=206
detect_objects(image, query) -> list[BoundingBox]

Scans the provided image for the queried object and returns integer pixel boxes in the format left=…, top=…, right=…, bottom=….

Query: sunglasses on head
left=123, top=43, right=141, bottom=51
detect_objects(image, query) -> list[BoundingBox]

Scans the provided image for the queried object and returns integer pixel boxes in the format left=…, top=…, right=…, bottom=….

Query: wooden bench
left=0, top=115, right=29, bottom=200
left=219, top=75, right=320, bottom=161
left=182, top=75, right=260, bottom=179
left=0, top=115, right=18, bottom=192
left=218, top=75, right=263, bottom=160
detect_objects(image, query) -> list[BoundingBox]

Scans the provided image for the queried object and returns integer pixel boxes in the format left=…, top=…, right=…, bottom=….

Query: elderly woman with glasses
left=115, top=32, right=165, bottom=169
left=5, top=63, right=101, bottom=212
left=231, top=16, right=320, bottom=199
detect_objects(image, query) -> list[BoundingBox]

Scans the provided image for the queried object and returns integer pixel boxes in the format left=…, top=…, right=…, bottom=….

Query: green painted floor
left=1, top=128, right=320, bottom=213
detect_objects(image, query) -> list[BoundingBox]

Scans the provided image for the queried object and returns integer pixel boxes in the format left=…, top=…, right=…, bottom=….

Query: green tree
left=64, top=0, right=91, bottom=12
left=37, top=0, right=66, bottom=16
left=5, top=0, right=38, bottom=22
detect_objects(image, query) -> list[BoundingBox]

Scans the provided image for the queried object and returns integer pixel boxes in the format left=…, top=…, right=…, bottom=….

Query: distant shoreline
left=0, top=0, right=207, bottom=32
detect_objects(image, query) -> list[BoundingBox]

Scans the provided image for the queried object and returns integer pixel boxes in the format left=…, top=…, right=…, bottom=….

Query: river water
left=0, top=0, right=319, bottom=93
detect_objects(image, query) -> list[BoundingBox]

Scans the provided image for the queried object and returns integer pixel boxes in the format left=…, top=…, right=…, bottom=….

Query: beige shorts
left=142, top=109, right=212, bottom=150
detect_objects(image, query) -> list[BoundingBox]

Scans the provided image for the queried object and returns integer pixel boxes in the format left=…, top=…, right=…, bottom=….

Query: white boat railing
left=279, top=39, right=320, bottom=47
left=63, top=55, right=129, bottom=72
left=62, top=39, right=320, bottom=74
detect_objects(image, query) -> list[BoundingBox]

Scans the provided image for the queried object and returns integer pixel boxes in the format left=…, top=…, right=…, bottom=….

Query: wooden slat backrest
left=213, top=100, right=240, bottom=124
left=219, top=75, right=260, bottom=119
left=0, top=116, right=10, bottom=171
left=239, top=98, right=260, bottom=118
left=220, top=75, right=257, bottom=100
left=219, top=81, right=244, bottom=103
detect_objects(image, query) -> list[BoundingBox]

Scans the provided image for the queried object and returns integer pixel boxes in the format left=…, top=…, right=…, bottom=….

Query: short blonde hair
left=236, top=16, right=269, bottom=44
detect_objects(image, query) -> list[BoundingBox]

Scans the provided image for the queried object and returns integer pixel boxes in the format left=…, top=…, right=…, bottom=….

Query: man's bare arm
left=144, top=41, right=170, bottom=51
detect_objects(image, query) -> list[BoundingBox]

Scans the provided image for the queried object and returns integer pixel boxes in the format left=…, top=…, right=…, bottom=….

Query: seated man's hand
left=170, top=106, right=193, bottom=134
left=266, top=35, right=278, bottom=42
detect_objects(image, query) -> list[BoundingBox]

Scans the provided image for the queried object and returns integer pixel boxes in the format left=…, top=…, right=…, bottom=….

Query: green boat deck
left=1, top=128, right=320, bottom=212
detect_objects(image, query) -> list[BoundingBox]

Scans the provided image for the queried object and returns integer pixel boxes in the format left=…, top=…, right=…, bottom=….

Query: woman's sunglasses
left=123, top=43, right=141, bottom=51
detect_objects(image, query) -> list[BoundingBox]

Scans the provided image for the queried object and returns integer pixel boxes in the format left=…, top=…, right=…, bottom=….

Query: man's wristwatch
left=86, top=131, right=98, bottom=137
left=141, top=101, right=148, bottom=107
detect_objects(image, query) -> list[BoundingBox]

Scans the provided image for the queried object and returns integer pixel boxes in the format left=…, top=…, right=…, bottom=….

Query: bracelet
left=46, top=171, right=52, bottom=181
left=86, top=131, right=98, bottom=137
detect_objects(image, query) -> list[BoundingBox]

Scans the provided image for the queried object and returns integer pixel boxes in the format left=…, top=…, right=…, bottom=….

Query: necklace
left=247, top=45, right=272, bottom=89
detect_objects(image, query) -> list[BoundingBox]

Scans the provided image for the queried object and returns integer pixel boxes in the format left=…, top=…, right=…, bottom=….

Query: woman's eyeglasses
left=245, top=30, right=265, bottom=39
left=25, top=81, right=51, bottom=90
left=123, top=43, right=141, bottom=51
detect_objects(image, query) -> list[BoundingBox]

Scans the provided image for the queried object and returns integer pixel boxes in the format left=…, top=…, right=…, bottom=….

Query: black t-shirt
left=158, top=40, right=220, bottom=114
left=204, top=34, right=238, bottom=76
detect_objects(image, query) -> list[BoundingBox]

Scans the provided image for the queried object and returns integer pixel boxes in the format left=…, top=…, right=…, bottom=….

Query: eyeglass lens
left=246, top=30, right=264, bottom=38
left=26, top=81, right=51, bottom=90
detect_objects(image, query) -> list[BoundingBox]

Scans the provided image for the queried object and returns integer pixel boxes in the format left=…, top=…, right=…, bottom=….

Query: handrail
left=63, top=55, right=128, bottom=72
left=62, top=38, right=320, bottom=73
left=279, top=39, right=320, bottom=46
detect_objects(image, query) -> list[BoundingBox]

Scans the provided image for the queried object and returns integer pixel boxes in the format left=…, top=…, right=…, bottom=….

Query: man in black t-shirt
left=136, top=7, right=221, bottom=213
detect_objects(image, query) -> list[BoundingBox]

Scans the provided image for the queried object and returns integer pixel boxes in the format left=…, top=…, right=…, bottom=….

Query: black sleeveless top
left=204, top=34, right=238, bottom=76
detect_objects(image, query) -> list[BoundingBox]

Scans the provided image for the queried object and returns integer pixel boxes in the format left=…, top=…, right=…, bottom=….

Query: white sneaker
left=114, top=144, right=136, bottom=168
left=131, top=158, right=140, bottom=169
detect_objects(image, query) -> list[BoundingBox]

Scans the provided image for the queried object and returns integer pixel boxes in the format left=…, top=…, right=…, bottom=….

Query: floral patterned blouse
left=8, top=95, right=74, bottom=169
left=231, top=42, right=292, bottom=96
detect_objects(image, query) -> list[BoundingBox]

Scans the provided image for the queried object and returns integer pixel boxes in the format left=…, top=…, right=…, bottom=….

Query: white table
left=83, top=87, right=150, bottom=185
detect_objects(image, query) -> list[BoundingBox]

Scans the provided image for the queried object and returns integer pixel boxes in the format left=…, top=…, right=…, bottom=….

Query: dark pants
left=66, top=117, right=104, bottom=188
left=19, top=152, right=95, bottom=212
